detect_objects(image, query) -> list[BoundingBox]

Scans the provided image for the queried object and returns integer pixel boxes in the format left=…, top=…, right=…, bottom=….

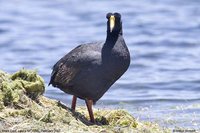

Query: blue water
left=0, top=0, right=200, bottom=129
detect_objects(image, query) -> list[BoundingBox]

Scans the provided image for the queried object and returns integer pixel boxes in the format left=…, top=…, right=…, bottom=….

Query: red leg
left=85, top=99, right=95, bottom=123
left=71, top=96, right=77, bottom=111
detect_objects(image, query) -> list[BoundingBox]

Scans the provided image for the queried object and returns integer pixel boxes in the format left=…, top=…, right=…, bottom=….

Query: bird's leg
left=85, top=99, right=95, bottom=123
left=71, top=95, right=77, bottom=111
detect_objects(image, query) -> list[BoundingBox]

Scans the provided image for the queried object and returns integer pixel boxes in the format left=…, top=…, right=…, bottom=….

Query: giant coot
left=49, top=12, right=130, bottom=123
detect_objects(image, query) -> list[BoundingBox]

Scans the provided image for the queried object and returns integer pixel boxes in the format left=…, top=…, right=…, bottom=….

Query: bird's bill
left=110, top=15, right=115, bottom=32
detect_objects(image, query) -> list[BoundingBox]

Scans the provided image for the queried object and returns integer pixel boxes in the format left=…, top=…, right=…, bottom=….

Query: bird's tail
left=48, top=69, right=57, bottom=86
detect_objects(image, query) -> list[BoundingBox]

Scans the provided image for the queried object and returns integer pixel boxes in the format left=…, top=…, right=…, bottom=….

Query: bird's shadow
left=57, top=101, right=109, bottom=126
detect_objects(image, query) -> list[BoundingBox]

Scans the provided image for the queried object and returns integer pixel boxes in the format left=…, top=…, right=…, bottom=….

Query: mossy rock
left=0, top=69, right=169, bottom=133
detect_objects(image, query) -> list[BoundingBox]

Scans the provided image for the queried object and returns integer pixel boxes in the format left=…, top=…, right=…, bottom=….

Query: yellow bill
left=110, top=15, right=115, bottom=32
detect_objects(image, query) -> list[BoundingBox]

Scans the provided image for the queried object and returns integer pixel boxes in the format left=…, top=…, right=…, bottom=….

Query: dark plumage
left=49, top=12, right=130, bottom=123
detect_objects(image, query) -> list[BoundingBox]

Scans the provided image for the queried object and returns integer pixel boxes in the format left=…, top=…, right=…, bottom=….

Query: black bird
left=49, top=12, right=130, bottom=123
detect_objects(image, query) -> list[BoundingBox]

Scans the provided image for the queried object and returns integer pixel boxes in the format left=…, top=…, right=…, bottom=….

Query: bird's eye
left=114, top=12, right=121, bottom=19
left=106, top=13, right=113, bottom=19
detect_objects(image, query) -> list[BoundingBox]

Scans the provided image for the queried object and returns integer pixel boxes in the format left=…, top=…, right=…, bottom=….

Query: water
left=0, top=0, right=200, bottom=129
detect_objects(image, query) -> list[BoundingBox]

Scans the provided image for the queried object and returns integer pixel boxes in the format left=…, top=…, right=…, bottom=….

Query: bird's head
left=106, top=12, right=122, bottom=34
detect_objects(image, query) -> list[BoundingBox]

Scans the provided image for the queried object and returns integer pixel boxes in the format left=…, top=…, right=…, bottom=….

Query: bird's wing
left=49, top=43, right=102, bottom=86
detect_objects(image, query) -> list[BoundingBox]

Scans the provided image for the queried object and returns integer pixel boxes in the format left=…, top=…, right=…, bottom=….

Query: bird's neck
left=105, top=32, right=122, bottom=47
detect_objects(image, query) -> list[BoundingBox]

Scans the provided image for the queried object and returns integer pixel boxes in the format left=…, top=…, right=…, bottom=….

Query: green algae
left=10, top=69, right=45, bottom=99
left=0, top=69, right=44, bottom=108
left=0, top=69, right=170, bottom=133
